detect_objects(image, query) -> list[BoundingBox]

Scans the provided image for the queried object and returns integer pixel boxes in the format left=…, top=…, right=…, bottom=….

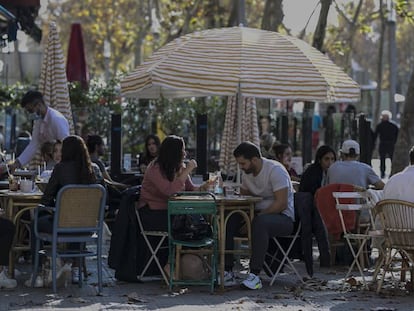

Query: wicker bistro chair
left=375, top=200, right=414, bottom=293
left=32, top=184, right=107, bottom=293
left=167, top=192, right=218, bottom=293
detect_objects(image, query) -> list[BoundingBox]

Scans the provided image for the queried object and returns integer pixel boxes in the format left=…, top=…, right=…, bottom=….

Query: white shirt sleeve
left=17, top=109, right=69, bottom=166
left=17, top=120, right=41, bottom=166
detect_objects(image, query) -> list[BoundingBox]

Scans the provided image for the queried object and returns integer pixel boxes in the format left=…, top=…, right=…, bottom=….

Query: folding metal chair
left=135, top=208, right=169, bottom=285
left=264, top=220, right=304, bottom=285
left=333, top=191, right=375, bottom=290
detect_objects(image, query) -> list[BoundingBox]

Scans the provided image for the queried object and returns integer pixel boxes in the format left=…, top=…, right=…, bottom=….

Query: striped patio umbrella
left=121, top=26, right=360, bottom=177
left=39, top=21, right=75, bottom=134
left=219, top=96, right=260, bottom=177
left=29, top=22, right=75, bottom=169
left=121, top=26, right=360, bottom=102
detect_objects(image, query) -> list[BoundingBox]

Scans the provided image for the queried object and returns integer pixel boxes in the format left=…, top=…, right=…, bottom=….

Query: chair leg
left=169, top=244, right=175, bottom=292
left=269, top=237, right=304, bottom=286
left=78, top=258, right=83, bottom=288
left=32, top=238, right=41, bottom=288
left=376, top=248, right=392, bottom=294
left=175, top=245, right=181, bottom=280
left=52, top=243, right=57, bottom=293
left=97, top=238, right=103, bottom=294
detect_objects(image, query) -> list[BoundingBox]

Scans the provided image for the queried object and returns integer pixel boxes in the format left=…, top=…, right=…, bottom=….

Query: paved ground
left=1, top=158, right=411, bottom=311
left=2, top=232, right=414, bottom=310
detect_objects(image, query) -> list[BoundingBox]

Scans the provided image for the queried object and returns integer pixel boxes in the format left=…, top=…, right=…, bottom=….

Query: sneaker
left=71, top=267, right=80, bottom=284
left=218, top=271, right=237, bottom=287
left=24, top=275, right=44, bottom=288
left=0, top=270, right=17, bottom=289
left=241, top=273, right=262, bottom=290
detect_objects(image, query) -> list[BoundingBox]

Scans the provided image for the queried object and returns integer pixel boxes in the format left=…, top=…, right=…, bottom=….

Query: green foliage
left=0, top=83, right=28, bottom=107
left=395, top=0, right=414, bottom=23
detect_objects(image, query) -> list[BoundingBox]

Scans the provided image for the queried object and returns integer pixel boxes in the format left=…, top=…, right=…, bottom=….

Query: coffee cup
left=224, top=186, right=235, bottom=197
left=20, top=179, right=33, bottom=193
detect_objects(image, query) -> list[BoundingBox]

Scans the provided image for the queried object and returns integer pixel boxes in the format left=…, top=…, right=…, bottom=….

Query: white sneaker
left=24, top=275, right=44, bottom=288
left=218, top=271, right=237, bottom=287
left=0, top=270, right=17, bottom=289
left=71, top=267, right=80, bottom=284
left=241, top=273, right=262, bottom=290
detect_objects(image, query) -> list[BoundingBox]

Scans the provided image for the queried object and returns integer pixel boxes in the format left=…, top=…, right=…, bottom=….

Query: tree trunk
left=261, top=0, right=283, bottom=31
left=373, top=0, right=386, bottom=129
left=227, top=0, right=239, bottom=26
left=303, top=0, right=331, bottom=165
left=343, top=0, right=364, bottom=73
left=312, top=0, right=332, bottom=51
left=391, top=70, right=414, bottom=174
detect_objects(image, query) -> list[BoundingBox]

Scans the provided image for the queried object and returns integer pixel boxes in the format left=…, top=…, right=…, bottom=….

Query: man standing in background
left=374, top=110, right=399, bottom=178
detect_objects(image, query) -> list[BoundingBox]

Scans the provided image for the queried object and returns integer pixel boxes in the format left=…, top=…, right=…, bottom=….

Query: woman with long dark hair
left=136, top=135, right=212, bottom=275
left=26, top=135, right=97, bottom=287
left=298, top=145, right=337, bottom=267
left=299, top=145, right=336, bottom=195
left=139, top=134, right=161, bottom=173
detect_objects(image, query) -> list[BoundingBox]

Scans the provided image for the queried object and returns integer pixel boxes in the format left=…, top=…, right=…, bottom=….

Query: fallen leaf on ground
left=345, top=277, right=360, bottom=287
left=332, top=296, right=348, bottom=301
left=69, top=297, right=89, bottom=304
left=125, top=292, right=148, bottom=303
left=273, top=294, right=291, bottom=299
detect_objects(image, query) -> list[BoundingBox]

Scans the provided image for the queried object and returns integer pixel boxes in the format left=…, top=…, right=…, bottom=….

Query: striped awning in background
left=39, top=22, right=75, bottom=134
left=121, top=26, right=360, bottom=103
left=219, top=96, right=260, bottom=176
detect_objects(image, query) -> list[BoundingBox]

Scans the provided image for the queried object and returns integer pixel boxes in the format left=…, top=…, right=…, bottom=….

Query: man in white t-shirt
left=228, top=141, right=294, bottom=290
left=383, top=146, right=414, bottom=202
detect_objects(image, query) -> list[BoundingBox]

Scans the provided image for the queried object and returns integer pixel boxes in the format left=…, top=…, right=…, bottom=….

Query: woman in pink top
left=136, top=135, right=211, bottom=275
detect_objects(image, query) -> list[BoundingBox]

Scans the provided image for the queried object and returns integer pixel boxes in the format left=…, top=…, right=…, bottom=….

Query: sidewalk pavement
left=0, top=158, right=406, bottom=310
left=1, top=238, right=414, bottom=311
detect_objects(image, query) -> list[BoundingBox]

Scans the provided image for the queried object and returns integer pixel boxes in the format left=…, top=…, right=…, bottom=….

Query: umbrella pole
left=236, top=85, right=242, bottom=185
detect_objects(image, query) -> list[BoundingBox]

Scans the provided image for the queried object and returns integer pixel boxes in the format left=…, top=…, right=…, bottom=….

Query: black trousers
left=0, top=218, right=15, bottom=266
left=379, top=142, right=395, bottom=176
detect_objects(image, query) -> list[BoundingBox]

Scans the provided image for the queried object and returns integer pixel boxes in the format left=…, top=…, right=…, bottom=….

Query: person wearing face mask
left=8, top=90, right=69, bottom=172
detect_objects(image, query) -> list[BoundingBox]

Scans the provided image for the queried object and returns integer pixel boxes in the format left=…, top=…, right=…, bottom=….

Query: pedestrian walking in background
left=374, top=110, right=399, bottom=178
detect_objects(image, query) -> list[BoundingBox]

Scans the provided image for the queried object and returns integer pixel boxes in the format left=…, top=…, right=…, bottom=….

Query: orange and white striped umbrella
left=39, top=22, right=75, bottom=134
left=121, top=26, right=360, bottom=102
left=219, top=96, right=260, bottom=176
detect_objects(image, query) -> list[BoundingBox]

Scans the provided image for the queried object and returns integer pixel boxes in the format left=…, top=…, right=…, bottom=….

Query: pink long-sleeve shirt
left=138, top=162, right=195, bottom=210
